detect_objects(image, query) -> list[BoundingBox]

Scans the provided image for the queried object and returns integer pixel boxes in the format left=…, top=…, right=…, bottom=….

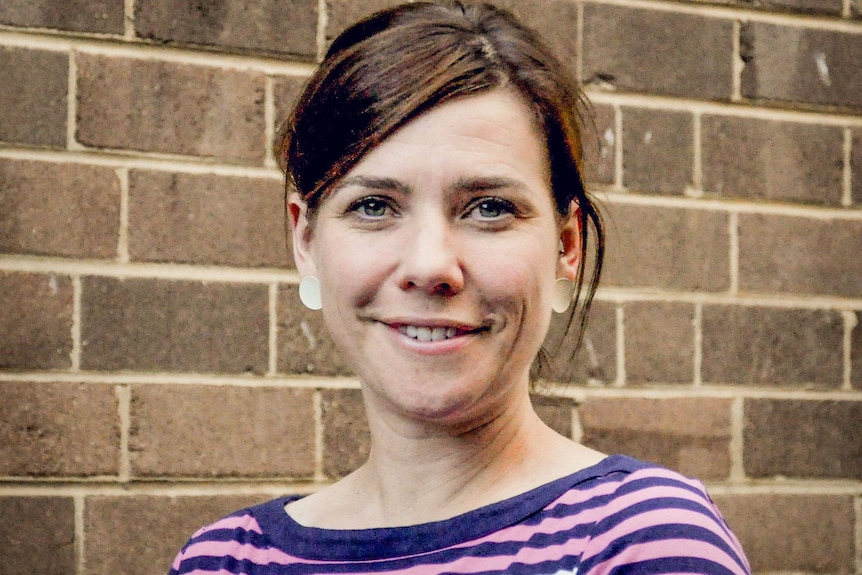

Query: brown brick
left=581, top=103, right=615, bottom=187
left=0, top=0, right=124, bottom=33
left=622, top=108, right=694, bottom=195
left=81, top=277, right=268, bottom=373
left=0, top=272, right=73, bottom=370
left=85, top=495, right=267, bottom=575
left=130, top=385, right=315, bottom=477
left=273, top=74, right=309, bottom=141
left=735, top=0, right=844, bottom=15
left=741, top=22, right=862, bottom=110
left=580, top=397, right=733, bottom=480
left=0, top=47, right=67, bottom=147
left=531, top=394, right=574, bottom=438
left=0, top=382, right=119, bottom=476
left=540, top=300, right=616, bottom=384
left=744, top=399, right=862, bottom=479
left=128, top=170, right=289, bottom=267
left=321, top=388, right=369, bottom=478
left=0, top=159, right=120, bottom=258
left=76, top=55, right=266, bottom=163
left=702, top=305, right=844, bottom=386
left=853, top=311, right=862, bottom=389
left=713, top=494, right=855, bottom=573
left=624, top=302, right=694, bottom=384
left=0, top=497, right=74, bottom=575
left=602, top=204, right=730, bottom=292
left=277, top=285, right=354, bottom=376
left=738, top=214, right=862, bottom=298
left=702, top=115, right=843, bottom=205
left=622, top=108, right=693, bottom=195
left=325, top=0, right=417, bottom=43
left=582, top=5, right=733, bottom=100
left=135, top=0, right=317, bottom=57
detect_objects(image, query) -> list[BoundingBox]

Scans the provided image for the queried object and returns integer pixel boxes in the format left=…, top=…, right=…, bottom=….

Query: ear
left=557, top=201, right=582, bottom=281
left=287, top=192, right=318, bottom=278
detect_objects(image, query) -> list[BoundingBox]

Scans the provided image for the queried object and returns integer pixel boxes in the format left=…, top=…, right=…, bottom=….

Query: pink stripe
left=193, top=514, right=263, bottom=537
left=586, top=539, right=748, bottom=575
left=181, top=540, right=324, bottom=566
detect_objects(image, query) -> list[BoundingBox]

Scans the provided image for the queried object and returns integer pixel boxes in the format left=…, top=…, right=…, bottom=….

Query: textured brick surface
left=580, top=397, right=733, bottom=479
left=322, top=388, right=370, bottom=478
left=741, top=0, right=844, bottom=14
left=853, top=128, right=861, bottom=206
left=130, top=385, right=315, bottom=477
left=0, top=0, right=124, bottom=33
left=702, top=305, right=844, bottom=386
left=273, top=74, right=309, bottom=140
left=326, top=0, right=422, bottom=43
left=81, top=277, right=268, bottom=373
left=0, top=159, right=120, bottom=258
left=0, top=382, right=119, bottom=476
left=0, top=272, right=73, bottom=370
left=853, top=312, right=862, bottom=390
left=0, top=47, right=67, bottom=147
left=128, top=170, right=289, bottom=267
left=277, top=285, right=354, bottom=376
left=531, top=395, right=574, bottom=438
left=741, top=22, right=862, bottom=109
left=702, top=115, right=843, bottom=205
left=76, top=55, right=266, bottom=162
left=713, top=494, right=855, bottom=573
left=135, top=0, right=317, bottom=57
left=624, top=302, right=694, bottom=384
left=581, top=103, right=615, bottom=186
left=582, top=5, right=733, bottom=100
left=541, top=300, right=616, bottom=384
left=738, top=214, right=862, bottom=298
left=0, top=497, right=74, bottom=575
left=85, top=495, right=266, bottom=575
left=744, top=399, right=862, bottom=479
left=601, top=204, right=729, bottom=292
left=622, top=108, right=692, bottom=195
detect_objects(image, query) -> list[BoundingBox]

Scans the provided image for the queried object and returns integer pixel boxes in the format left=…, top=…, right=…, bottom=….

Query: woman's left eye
left=466, top=197, right=516, bottom=221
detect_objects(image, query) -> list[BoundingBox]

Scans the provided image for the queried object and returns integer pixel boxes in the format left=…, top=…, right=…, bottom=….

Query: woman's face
left=289, top=89, right=581, bottom=430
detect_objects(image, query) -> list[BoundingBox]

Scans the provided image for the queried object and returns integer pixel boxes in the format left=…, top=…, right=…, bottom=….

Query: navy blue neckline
left=252, top=455, right=646, bottom=561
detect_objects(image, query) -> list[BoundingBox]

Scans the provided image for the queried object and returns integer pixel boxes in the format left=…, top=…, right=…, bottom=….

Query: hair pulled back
left=275, top=1, right=604, bottom=377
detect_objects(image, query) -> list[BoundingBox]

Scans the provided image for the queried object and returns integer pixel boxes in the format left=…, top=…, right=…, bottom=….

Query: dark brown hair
left=275, top=1, right=604, bottom=377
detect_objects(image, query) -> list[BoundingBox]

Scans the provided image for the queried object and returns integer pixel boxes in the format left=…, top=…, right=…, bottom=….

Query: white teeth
left=398, top=325, right=461, bottom=342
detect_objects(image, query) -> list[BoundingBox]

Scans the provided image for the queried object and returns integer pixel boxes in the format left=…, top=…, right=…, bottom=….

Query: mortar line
left=124, top=0, right=135, bottom=39
left=0, top=371, right=361, bottom=388
left=71, top=275, right=82, bottom=371
left=686, top=111, right=703, bottom=197
left=844, top=127, right=853, bottom=207
left=117, top=167, right=130, bottom=264
left=843, top=310, right=858, bottom=392
left=844, top=0, right=853, bottom=18
left=614, top=105, right=624, bottom=190
left=731, top=20, right=743, bottom=102
left=268, top=283, right=279, bottom=376
left=693, top=303, right=703, bottom=387
left=571, top=405, right=584, bottom=444
left=313, top=389, right=325, bottom=482
left=116, top=385, right=132, bottom=482
left=264, top=76, right=277, bottom=168
left=729, top=212, right=740, bottom=295
left=615, top=304, right=626, bottom=387
left=729, top=396, right=746, bottom=483
left=74, top=494, right=85, bottom=575
left=317, top=0, right=328, bottom=62
left=67, top=50, right=80, bottom=151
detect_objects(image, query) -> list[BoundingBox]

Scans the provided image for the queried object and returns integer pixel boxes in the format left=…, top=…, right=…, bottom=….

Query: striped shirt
left=169, top=455, right=750, bottom=575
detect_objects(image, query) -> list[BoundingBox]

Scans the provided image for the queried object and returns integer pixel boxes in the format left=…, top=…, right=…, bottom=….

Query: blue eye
left=351, top=196, right=392, bottom=218
left=469, top=197, right=516, bottom=220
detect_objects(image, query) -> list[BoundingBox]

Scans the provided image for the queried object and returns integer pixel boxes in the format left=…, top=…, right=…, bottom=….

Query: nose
left=397, top=216, right=464, bottom=296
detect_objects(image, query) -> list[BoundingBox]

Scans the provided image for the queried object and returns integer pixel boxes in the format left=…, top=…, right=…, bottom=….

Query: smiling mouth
left=395, top=324, right=487, bottom=342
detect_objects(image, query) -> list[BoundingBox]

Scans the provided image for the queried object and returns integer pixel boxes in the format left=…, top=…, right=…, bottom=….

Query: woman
left=169, top=3, right=750, bottom=574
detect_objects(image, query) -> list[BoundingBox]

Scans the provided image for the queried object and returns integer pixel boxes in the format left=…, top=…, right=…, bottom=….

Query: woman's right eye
left=349, top=196, right=394, bottom=219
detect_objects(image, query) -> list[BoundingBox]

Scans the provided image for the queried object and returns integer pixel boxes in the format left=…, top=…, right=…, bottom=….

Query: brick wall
left=0, top=1, right=860, bottom=573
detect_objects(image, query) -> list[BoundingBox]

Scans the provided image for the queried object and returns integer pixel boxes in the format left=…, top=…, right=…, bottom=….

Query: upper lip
left=376, top=316, right=490, bottom=332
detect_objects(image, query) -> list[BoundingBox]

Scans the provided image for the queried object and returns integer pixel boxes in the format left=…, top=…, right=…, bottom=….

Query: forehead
left=343, top=89, right=550, bottom=188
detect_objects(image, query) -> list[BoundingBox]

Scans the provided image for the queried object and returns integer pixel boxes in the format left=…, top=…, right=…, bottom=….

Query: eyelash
left=464, top=197, right=518, bottom=221
left=347, top=195, right=397, bottom=219
left=345, top=195, right=518, bottom=223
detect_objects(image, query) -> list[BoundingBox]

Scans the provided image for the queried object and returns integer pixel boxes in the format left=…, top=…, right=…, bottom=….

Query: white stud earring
left=298, top=276, right=322, bottom=311
left=552, top=277, right=574, bottom=314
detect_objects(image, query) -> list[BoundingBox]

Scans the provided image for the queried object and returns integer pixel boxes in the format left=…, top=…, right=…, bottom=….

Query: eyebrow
left=334, top=175, right=529, bottom=195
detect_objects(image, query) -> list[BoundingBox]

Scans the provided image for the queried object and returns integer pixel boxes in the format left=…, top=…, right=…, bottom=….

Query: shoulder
left=168, top=498, right=293, bottom=575
left=576, top=456, right=751, bottom=575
